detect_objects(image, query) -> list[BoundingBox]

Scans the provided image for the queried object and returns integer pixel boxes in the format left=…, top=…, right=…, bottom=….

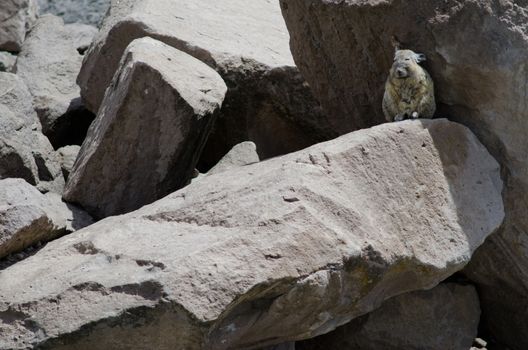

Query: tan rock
left=0, top=119, right=503, bottom=349
left=64, top=37, right=227, bottom=219
left=0, top=0, right=38, bottom=52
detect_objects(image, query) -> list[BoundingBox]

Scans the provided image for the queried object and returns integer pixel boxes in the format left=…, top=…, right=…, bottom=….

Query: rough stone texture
left=64, top=37, right=227, bottom=219
left=77, top=0, right=331, bottom=167
left=280, top=2, right=528, bottom=348
left=207, top=141, right=259, bottom=176
left=0, top=0, right=38, bottom=52
left=0, top=119, right=503, bottom=350
left=297, top=283, right=480, bottom=350
left=14, top=15, right=97, bottom=148
left=0, top=73, right=65, bottom=194
left=0, top=178, right=92, bottom=259
left=37, top=0, right=111, bottom=26
left=0, top=52, right=16, bottom=72
left=56, top=145, right=80, bottom=180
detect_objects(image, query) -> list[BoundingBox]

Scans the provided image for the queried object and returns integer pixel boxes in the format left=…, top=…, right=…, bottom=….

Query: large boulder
left=14, top=15, right=97, bottom=148
left=280, top=2, right=528, bottom=347
left=0, top=119, right=503, bottom=349
left=297, top=283, right=480, bottom=350
left=37, top=0, right=111, bottom=26
left=77, top=0, right=331, bottom=167
left=0, top=0, right=38, bottom=52
left=0, top=178, right=92, bottom=260
left=0, top=73, right=65, bottom=193
left=64, top=37, right=227, bottom=219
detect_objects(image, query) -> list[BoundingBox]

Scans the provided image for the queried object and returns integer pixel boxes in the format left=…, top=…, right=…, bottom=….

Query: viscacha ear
left=391, top=36, right=401, bottom=53
left=415, top=53, right=426, bottom=63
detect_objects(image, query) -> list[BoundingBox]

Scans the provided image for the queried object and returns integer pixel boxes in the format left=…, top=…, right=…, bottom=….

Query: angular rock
left=0, top=0, right=38, bottom=52
left=297, top=283, right=480, bottom=350
left=77, top=0, right=331, bottom=166
left=64, top=37, right=227, bottom=219
left=0, top=73, right=65, bottom=193
left=207, top=141, right=259, bottom=176
left=280, top=1, right=528, bottom=348
left=0, top=178, right=93, bottom=260
left=0, top=52, right=16, bottom=72
left=0, top=119, right=503, bottom=349
left=37, top=0, right=111, bottom=26
left=56, top=145, right=80, bottom=180
left=14, top=15, right=97, bottom=148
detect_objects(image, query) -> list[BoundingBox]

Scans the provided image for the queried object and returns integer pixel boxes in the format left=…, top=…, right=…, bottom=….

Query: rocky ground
left=0, top=0, right=523, bottom=349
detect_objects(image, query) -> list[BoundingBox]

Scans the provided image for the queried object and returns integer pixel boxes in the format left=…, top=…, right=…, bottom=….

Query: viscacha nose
left=396, top=68, right=406, bottom=78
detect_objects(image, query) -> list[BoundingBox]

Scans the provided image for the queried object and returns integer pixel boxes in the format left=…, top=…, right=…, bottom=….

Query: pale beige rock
left=207, top=141, right=259, bottom=176
left=297, top=283, right=480, bottom=350
left=280, top=3, right=528, bottom=347
left=14, top=15, right=97, bottom=148
left=0, top=119, right=503, bottom=349
left=78, top=0, right=331, bottom=165
left=64, top=37, right=227, bottom=219
left=0, top=178, right=92, bottom=259
left=0, top=73, right=65, bottom=194
left=0, top=0, right=38, bottom=52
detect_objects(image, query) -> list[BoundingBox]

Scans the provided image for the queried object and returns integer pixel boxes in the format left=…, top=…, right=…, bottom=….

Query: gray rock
left=64, top=37, right=227, bottom=219
left=0, top=52, right=16, bottom=72
left=0, top=0, right=38, bottom=52
left=280, top=2, right=528, bottom=347
left=0, top=73, right=65, bottom=194
left=77, top=0, right=331, bottom=167
left=297, top=283, right=480, bottom=350
left=207, top=141, right=259, bottom=176
left=14, top=15, right=97, bottom=148
left=0, top=119, right=503, bottom=349
left=37, top=0, right=111, bottom=26
left=56, top=145, right=80, bottom=180
left=0, top=178, right=92, bottom=259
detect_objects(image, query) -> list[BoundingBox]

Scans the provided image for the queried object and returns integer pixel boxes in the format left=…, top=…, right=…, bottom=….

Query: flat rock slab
left=78, top=0, right=331, bottom=164
left=0, top=178, right=93, bottom=260
left=0, top=0, right=38, bottom=52
left=297, top=283, right=480, bottom=350
left=64, top=37, right=227, bottom=219
left=14, top=15, right=98, bottom=148
left=0, top=73, right=65, bottom=194
left=0, top=119, right=503, bottom=349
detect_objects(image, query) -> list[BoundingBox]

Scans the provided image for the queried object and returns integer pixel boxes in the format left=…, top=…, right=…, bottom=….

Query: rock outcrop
left=77, top=0, right=331, bottom=166
left=0, top=72, right=65, bottom=194
left=297, top=283, right=480, bottom=350
left=0, top=0, right=38, bottom=52
left=0, top=119, right=503, bottom=349
left=0, top=178, right=93, bottom=260
left=207, top=141, right=259, bottom=176
left=280, top=2, right=528, bottom=347
left=37, top=0, right=111, bottom=26
left=64, top=37, right=227, bottom=219
left=14, top=15, right=97, bottom=148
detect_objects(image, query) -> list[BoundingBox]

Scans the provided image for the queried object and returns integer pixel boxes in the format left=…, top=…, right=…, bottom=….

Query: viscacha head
left=390, top=49, right=426, bottom=79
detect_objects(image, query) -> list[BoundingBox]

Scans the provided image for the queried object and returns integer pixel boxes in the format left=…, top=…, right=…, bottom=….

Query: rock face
left=0, top=73, right=65, bottom=194
left=280, top=2, right=528, bottom=347
left=77, top=0, right=332, bottom=166
left=37, top=0, right=111, bottom=26
left=207, top=141, right=259, bottom=176
left=0, top=178, right=93, bottom=260
left=0, top=0, right=38, bottom=52
left=14, top=15, right=97, bottom=148
left=64, top=37, right=227, bottom=219
left=0, top=119, right=503, bottom=349
left=297, top=283, right=480, bottom=350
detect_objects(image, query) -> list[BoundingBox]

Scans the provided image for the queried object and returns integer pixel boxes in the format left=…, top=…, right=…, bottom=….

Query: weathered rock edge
left=0, top=119, right=503, bottom=349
